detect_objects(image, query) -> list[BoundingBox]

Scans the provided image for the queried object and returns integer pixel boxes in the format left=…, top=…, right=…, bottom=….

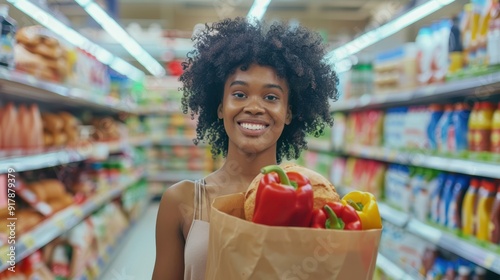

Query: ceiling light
left=247, top=0, right=272, bottom=24
left=7, top=0, right=144, bottom=81
left=77, top=1, right=166, bottom=77
left=324, top=0, right=456, bottom=64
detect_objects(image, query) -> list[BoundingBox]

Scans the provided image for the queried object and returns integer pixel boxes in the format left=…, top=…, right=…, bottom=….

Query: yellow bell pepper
left=342, top=191, right=382, bottom=230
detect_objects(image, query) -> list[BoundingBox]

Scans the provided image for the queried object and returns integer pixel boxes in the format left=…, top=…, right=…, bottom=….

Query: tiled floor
left=99, top=202, right=160, bottom=280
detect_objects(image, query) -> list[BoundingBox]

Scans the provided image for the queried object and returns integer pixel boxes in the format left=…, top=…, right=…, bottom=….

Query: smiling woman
left=152, top=17, right=339, bottom=280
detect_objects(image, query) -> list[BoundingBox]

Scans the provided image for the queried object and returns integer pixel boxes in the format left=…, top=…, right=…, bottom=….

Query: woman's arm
left=152, top=185, right=186, bottom=280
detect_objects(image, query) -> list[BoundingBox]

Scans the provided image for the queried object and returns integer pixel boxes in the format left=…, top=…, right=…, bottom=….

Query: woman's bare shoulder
left=157, top=180, right=197, bottom=230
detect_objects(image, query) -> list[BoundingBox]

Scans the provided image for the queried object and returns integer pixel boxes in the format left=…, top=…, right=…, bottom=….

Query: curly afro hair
left=180, top=17, right=339, bottom=161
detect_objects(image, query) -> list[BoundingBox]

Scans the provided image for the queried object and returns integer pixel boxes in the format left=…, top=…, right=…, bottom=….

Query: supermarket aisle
left=100, top=202, right=160, bottom=280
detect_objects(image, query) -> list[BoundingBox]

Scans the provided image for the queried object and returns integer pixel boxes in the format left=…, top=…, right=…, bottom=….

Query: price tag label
left=0, top=246, right=10, bottom=265
left=54, top=217, right=66, bottom=230
left=22, top=235, right=36, bottom=252
left=483, top=253, right=495, bottom=269
left=74, top=207, right=84, bottom=218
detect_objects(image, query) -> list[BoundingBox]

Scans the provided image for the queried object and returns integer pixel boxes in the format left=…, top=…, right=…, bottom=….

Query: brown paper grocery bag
left=205, top=193, right=382, bottom=280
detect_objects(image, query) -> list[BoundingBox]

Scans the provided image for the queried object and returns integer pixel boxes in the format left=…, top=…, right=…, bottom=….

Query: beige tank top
left=184, top=179, right=210, bottom=280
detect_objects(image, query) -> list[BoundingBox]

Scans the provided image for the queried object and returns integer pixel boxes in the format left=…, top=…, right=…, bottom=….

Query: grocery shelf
left=406, top=219, right=500, bottom=275
left=0, top=68, right=136, bottom=113
left=0, top=138, right=152, bottom=174
left=376, top=253, right=418, bottom=280
left=134, top=105, right=183, bottom=115
left=307, top=140, right=332, bottom=153
left=332, top=72, right=500, bottom=112
left=0, top=171, right=144, bottom=271
left=378, top=202, right=500, bottom=275
left=0, top=147, right=93, bottom=173
left=152, top=136, right=199, bottom=147
left=147, top=171, right=207, bottom=182
left=343, top=145, right=500, bottom=179
left=91, top=197, right=151, bottom=280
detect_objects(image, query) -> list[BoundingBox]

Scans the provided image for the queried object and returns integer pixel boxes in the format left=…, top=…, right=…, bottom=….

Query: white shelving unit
left=0, top=68, right=136, bottom=113
left=0, top=171, right=144, bottom=271
left=341, top=144, right=500, bottom=179
left=337, top=185, right=500, bottom=275
left=332, top=73, right=500, bottom=112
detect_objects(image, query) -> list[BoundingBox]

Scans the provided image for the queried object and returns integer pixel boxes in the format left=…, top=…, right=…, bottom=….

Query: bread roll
left=59, top=112, right=78, bottom=130
left=15, top=27, right=41, bottom=46
left=52, top=132, right=68, bottom=146
left=39, top=179, right=66, bottom=200
left=27, top=182, right=47, bottom=201
left=244, top=163, right=340, bottom=221
left=43, top=132, right=54, bottom=147
left=42, top=113, right=63, bottom=133
left=34, top=43, right=63, bottom=59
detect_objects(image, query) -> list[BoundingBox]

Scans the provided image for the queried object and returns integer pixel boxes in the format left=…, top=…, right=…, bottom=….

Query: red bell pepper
left=252, top=165, right=314, bottom=227
left=310, top=202, right=362, bottom=230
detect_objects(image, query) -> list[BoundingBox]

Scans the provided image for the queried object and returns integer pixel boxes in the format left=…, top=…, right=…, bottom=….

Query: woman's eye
left=232, top=92, right=246, bottom=98
left=265, top=95, right=279, bottom=101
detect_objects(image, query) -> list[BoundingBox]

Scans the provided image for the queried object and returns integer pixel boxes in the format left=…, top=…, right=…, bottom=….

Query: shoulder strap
left=193, top=179, right=207, bottom=220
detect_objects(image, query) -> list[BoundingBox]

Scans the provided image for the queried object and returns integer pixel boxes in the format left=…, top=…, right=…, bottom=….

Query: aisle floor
left=100, top=202, right=160, bottom=280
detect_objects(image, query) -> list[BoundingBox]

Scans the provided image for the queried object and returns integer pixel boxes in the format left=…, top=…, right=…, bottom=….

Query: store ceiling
left=44, top=0, right=414, bottom=39
left=8, top=0, right=469, bottom=75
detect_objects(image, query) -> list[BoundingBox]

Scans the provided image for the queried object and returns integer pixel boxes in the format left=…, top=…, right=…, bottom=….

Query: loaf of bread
left=244, top=163, right=340, bottom=221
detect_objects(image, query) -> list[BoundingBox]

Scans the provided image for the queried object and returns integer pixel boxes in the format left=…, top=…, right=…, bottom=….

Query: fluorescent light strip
left=7, top=0, right=144, bottom=81
left=247, top=0, right=272, bottom=23
left=77, top=1, right=166, bottom=77
left=325, top=0, right=456, bottom=63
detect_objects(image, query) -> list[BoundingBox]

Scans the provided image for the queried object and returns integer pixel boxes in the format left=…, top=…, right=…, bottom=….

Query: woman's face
left=218, top=64, right=291, bottom=156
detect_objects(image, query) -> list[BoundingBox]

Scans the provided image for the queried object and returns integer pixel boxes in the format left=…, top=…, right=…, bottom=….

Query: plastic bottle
left=476, top=179, right=497, bottom=241
left=453, top=102, right=472, bottom=156
left=447, top=175, right=471, bottom=230
left=440, top=174, right=457, bottom=227
left=473, top=102, right=495, bottom=153
left=436, top=104, right=454, bottom=154
left=0, top=4, right=16, bottom=68
left=416, top=26, right=435, bottom=85
left=449, top=15, right=464, bottom=74
left=491, top=102, right=500, bottom=154
left=427, top=104, right=444, bottom=151
left=468, top=102, right=480, bottom=151
left=430, top=173, right=448, bottom=224
left=457, top=265, right=471, bottom=280
left=490, top=182, right=500, bottom=244
left=469, top=0, right=483, bottom=67
left=434, top=19, right=452, bottom=83
left=473, top=266, right=487, bottom=280
left=462, top=178, right=481, bottom=236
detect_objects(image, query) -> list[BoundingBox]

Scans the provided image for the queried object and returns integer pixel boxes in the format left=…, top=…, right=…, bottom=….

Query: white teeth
left=240, top=123, right=266, bottom=130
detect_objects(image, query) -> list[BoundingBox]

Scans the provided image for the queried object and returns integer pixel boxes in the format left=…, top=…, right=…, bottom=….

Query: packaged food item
left=0, top=4, right=16, bottom=69
left=462, top=178, right=481, bottom=236
left=427, top=104, right=444, bottom=151
left=490, top=181, right=500, bottom=244
left=476, top=179, right=497, bottom=241
left=468, top=102, right=480, bottom=151
left=491, top=102, right=500, bottom=155
left=447, top=175, right=470, bottom=230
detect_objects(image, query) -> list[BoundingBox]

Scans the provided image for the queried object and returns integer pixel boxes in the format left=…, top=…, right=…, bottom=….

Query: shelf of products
left=80, top=195, right=151, bottom=280
left=333, top=73, right=500, bottom=112
left=0, top=68, right=136, bottom=113
left=0, top=170, right=144, bottom=271
left=337, top=185, right=500, bottom=276
left=342, top=145, right=500, bottom=179
left=147, top=171, right=207, bottom=183
left=0, top=136, right=151, bottom=174
left=376, top=253, right=418, bottom=280
left=0, top=147, right=92, bottom=173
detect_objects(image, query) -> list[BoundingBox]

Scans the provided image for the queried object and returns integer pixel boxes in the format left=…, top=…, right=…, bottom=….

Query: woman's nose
left=244, top=96, right=265, bottom=115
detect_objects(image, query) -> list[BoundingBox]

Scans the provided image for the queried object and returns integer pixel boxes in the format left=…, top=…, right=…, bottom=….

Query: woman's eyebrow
left=263, top=84, right=284, bottom=93
left=229, top=80, right=284, bottom=93
left=229, top=80, right=247, bottom=87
